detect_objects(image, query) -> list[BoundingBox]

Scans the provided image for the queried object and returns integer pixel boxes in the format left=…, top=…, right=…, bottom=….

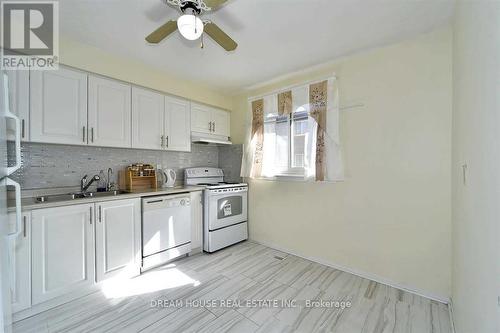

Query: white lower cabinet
left=8, top=212, right=31, bottom=313
left=15, top=195, right=191, bottom=315
left=31, top=204, right=95, bottom=305
left=190, top=191, right=203, bottom=251
left=95, top=199, right=141, bottom=282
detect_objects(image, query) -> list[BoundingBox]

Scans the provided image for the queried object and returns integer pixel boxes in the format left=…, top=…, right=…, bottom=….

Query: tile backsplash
left=8, top=142, right=243, bottom=190
left=218, top=144, right=243, bottom=183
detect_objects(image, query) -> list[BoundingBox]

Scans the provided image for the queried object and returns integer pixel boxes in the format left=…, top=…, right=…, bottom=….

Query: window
left=262, top=101, right=313, bottom=177
left=245, top=77, right=342, bottom=182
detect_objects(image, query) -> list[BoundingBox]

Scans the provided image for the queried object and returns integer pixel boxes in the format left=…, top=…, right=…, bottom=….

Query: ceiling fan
left=145, top=0, right=237, bottom=51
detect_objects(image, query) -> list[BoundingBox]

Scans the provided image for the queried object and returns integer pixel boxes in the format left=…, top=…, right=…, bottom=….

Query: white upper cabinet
left=191, top=103, right=212, bottom=134
left=95, top=199, right=141, bottom=282
left=6, top=70, right=30, bottom=141
left=88, top=76, right=132, bottom=148
left=8, top=211, right=31, bottom=313
left=164, top=96, right=191, bottom=152
left=30, top=66, right=88, bottom=145
left=211, top=108, right=230, bottom=137
left=191, top=103, right=230, bottom=138
left=31, top=204, right=95, bottom=305
left=132, top=87, right=164, bottom=150
left=131, top=87, right=190, bottom=152
left=29, top=66, right=225, bottom=149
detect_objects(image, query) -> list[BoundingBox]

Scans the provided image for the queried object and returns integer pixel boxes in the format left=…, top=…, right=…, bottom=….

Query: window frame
left=262, top=107, right=309, bottom=178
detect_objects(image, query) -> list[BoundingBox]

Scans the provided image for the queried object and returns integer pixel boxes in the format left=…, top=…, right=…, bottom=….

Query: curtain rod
left=247, top=74, right=337, bottom=102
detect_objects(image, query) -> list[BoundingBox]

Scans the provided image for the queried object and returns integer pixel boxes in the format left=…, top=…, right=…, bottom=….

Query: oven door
left=207, top=187, right=247, bottom=231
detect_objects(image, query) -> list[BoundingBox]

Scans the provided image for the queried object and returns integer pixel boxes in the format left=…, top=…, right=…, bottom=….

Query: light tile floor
left=13, top=241, right=452, bottom=333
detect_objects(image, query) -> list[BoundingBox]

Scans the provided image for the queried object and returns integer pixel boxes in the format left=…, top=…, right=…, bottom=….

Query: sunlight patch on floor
left=100, top=266, right=200, bottom=299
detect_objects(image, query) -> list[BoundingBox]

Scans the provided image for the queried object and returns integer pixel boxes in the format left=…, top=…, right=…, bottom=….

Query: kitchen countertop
left=7, top=186, right=205, bottom=212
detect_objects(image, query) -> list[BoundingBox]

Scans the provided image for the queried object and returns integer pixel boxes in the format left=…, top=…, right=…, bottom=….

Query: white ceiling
left=60, top=0, right=454, bottom=92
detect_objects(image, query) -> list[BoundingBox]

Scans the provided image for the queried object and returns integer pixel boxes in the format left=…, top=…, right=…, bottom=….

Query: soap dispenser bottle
left=96, top=170, right=107, bottom=192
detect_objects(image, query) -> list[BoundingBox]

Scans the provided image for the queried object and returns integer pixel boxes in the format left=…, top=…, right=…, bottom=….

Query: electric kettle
left=161, top=168, right=176, bottom=188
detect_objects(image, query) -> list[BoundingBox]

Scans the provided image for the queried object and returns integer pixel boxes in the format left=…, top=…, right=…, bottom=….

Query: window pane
left=274, top=116, right=289, bottom=172
left=291, top=111, right=309, bottom=168
left=262, top=114, right=289, bottom=176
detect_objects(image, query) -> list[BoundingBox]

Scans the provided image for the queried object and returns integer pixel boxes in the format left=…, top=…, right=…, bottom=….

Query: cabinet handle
left=83, top=126, right=86, bottom=143
left=21, top=119, right=25, bottom=139
left=166, top=136, right=169, bottom=148
left=90, top=206, right=93, bottom=225
left=209, top=121, right=212, bottom=132
left=91, top=127, right=94, bottom=143
left=99, top=206, right=102, bottom=223
left=23, top=215, right=26, bottom=238
left=213, top=122, right=215, bottom=133
left=161, top=135, right=164, bottom=148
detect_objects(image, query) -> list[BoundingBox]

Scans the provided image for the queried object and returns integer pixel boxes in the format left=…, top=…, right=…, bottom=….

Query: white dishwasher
left=141, top=194, right=191, bottom=271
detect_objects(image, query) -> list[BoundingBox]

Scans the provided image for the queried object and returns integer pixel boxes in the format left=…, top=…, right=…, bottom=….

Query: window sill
left=275, top=174, right=305, bottom=180
left=254, top=174, right=306, bottom=182
left=245, top=175, right=347, bottom=183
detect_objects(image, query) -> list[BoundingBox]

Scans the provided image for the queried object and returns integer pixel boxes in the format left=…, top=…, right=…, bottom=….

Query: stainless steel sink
left=91, top=190, right=128, bottom=198
left=35, top=190, right=128, bottom=203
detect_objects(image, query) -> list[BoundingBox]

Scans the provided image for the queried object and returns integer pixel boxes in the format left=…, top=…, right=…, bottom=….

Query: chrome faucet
left=107, top=168, right=115, bottom=191
left=80, top=174, right=100, bottom=193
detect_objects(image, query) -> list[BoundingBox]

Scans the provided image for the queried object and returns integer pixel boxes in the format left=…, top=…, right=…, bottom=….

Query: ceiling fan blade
left=145, top=20, right=178, bottom=43
left=204, top=0, right=228, bottom=10
left=204, top=22, right=237, bottom=51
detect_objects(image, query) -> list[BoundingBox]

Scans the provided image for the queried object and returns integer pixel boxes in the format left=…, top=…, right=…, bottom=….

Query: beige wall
left=232, top=27, right=452, bottom=300
left=59, top=37, right=232, bottom=110
left=452, top=1, right=500, bottom=332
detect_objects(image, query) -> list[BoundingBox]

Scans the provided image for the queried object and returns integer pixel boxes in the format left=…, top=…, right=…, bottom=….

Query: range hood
left=191, top=133, right=232, bottom=145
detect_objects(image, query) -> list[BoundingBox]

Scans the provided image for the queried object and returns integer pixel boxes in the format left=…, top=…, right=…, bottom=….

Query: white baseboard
left=252, top=239, right=450, bottom=304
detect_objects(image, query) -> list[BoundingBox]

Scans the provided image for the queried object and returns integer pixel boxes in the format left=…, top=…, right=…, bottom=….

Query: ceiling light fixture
left=177, top=14, right=204, bottom=40
left=146, top=0, right=238, bottom=51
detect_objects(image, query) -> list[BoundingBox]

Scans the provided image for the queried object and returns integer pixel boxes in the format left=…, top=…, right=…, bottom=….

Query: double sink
left=35, top=190, right=128, bottom=203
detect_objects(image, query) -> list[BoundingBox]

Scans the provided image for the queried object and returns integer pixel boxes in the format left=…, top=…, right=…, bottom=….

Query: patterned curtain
left=250, top=99, right=264, bottom=178
left=309, top=80, right=328, bottom=181
left=277, top=90, right=292, bottom=116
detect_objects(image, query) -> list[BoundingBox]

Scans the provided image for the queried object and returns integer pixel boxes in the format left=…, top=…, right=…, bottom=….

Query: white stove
left=185, top=167, right=248, bottom=252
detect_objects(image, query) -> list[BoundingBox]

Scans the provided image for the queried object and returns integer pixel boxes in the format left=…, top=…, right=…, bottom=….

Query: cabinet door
left=6, top=70, right=30, bottom=141
left=95, top=199, right=141, bottom=282
left=211, top=108, right=230, bottom=137
left=164, top=96, right=191, bottom=152
left=132, top=87, right=164, bottom=150
left=7, top=212, right=31, bottom=313
left=31, top=204, right=95, bottom=305
left=88, top=76, right=132, bottom=148
left=190, top=191, right=203, bottom=251
left=30, top=67, right=88, bottom=145
left=191, top=103, right=211, bottom=134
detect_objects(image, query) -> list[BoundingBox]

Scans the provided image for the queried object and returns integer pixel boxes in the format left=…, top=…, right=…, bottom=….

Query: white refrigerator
left=0, top=71, right=22, bottom=333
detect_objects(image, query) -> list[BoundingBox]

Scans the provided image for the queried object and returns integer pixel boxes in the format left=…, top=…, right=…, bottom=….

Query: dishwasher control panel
left=143, top=194, right=191, bottom=210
